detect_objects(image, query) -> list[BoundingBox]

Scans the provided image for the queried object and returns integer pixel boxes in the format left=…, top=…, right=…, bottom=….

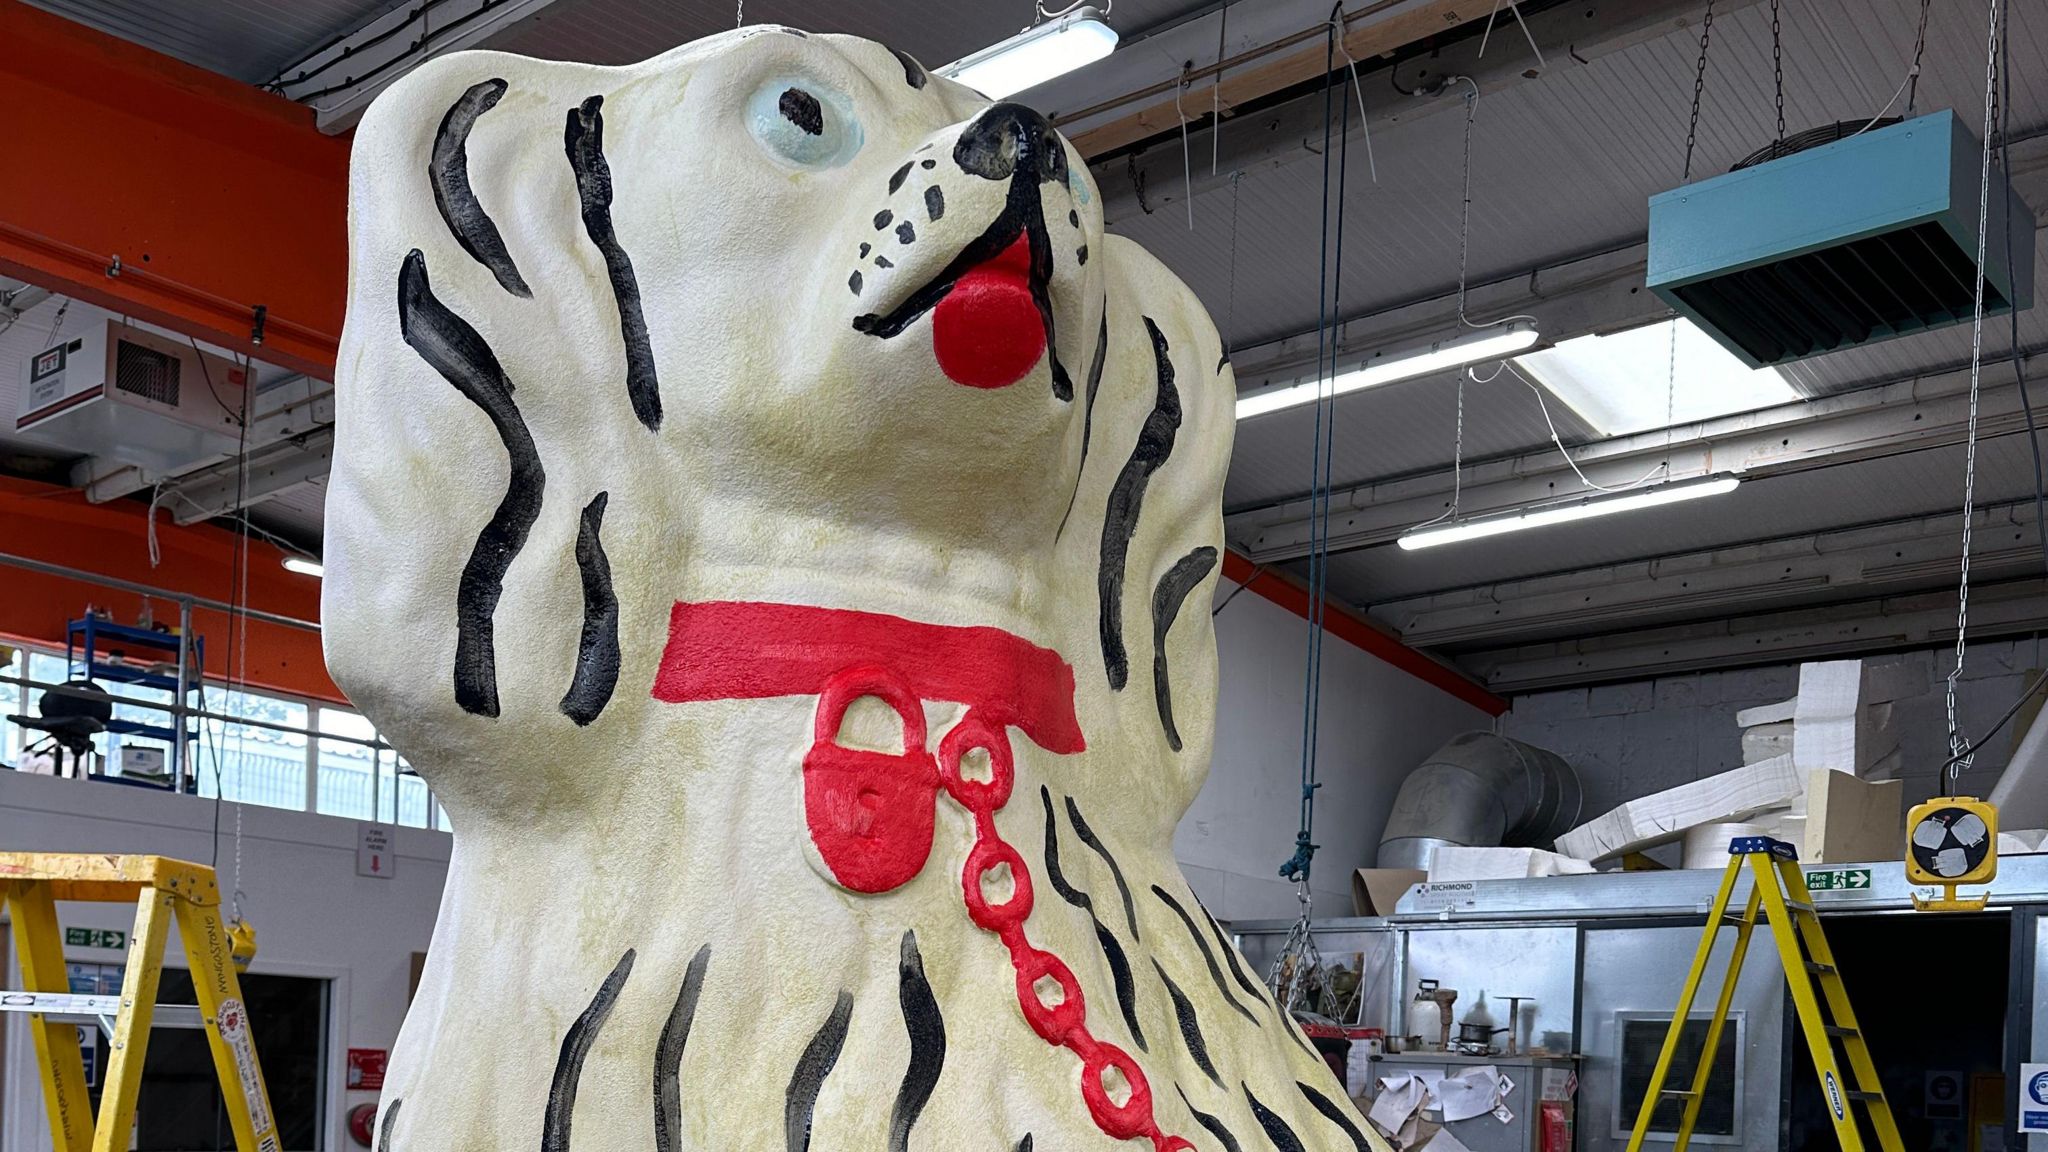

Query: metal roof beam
left=272, top=0, right=565, bottom=134
left=1461, top=576, right=2048, bottom=693
left=1381, top=498, right=2047, bottom=650
left=1226, top=350, right=2045, bottom=563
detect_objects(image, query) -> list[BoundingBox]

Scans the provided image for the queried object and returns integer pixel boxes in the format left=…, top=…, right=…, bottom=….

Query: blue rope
left=1282, top=11, right=1352, bottom=886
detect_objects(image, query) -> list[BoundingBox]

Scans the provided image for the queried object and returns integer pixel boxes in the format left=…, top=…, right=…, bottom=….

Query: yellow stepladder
left=1623, top=836, right=1903, bottom=1152
left=0, top=853, right=281, bottom=1152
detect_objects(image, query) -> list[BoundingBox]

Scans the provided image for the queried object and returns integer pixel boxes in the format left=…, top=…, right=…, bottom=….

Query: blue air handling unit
left=1648, top=111, right=2034, bottom=368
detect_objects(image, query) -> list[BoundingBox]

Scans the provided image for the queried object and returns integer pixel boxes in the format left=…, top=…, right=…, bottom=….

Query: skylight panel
left=1514, top=318, right=1798, bottom=437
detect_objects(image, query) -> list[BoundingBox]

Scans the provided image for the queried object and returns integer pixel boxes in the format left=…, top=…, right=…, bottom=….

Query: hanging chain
left=1906, top=0, right=1931, bottom=116
left=736, top=0, right=744, bottom=28
left=1454, top=80, right=1479, bottom=324
left=1770, top=0, right=1785, bottom=145
left=1682, top=1, right=1714, bottom=180
left=1946, top=0, right=2004, bottom=787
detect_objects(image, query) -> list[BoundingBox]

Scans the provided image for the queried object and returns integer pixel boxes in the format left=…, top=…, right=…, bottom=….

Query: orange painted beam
left=0, top=477, right=341, bottom=704
left=1221, top=549, right=1507, bottom=717
left=0, top=1, right=349, bottom=379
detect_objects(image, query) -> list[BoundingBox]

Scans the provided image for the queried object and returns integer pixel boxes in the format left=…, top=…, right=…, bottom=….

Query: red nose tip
left=931, top=236, right=1047, bottom=389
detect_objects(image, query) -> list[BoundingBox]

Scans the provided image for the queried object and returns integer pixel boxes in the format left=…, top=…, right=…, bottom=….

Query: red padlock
left=804, top=665, right=940, bottom=893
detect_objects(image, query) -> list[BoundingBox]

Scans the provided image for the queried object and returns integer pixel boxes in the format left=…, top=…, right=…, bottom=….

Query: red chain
left=941, top=709, right=1192, bottom=1152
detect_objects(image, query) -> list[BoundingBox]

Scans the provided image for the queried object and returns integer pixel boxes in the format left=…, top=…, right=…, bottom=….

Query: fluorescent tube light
left=1235, top=321, right=1540, bottom=421
left=282, top=556, right=324, bottom=578
left=936, top=8, right=1119, bottom=99
left=1398, top=475, right=1741, bottom=551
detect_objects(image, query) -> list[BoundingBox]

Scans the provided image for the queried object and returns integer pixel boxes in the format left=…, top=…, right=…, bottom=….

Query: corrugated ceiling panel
left=22, top=0, right=407, bottom=84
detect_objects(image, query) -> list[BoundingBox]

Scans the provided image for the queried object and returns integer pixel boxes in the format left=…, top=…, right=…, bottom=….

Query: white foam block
left=1793, top=660, right=1862, bottom=776
left=1426, top=846, right=1595, bottom=882
left=1990, top=695, right=2048, bottom=828
left=1736, top=698, right=1797, bottom=728
left=1557, top=755, right=1805, bottom=862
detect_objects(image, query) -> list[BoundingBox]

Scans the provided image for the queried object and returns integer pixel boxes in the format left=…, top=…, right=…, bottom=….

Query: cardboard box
left=1352, top=868, right=1426, bottom=916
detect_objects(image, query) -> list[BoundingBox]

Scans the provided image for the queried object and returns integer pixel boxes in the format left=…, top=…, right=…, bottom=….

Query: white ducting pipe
left=1376, top=732, right=1583, bottom=870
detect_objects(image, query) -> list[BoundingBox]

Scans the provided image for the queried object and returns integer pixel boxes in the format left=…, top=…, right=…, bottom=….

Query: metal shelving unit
left=65, top=616, right=203, bottom=790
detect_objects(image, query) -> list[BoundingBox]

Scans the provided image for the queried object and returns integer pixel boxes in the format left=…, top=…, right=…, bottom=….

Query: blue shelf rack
left=65, top=616, right=203, bottom=791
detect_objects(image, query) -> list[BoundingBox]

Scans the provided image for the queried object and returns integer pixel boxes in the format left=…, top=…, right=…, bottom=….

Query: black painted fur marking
left=1040, top=786, right=1093, bottom=915
left=849, top=271, right=863, bottom=296
left=889, top=932, right=946, bottom=1152
left=889, top=46, right=928, bottom=89
left=565, top=95, right=663, bottom=431
left=543, top=950, right=635, bottom=1152
left=396, top=250, right=543, bottom=719
left=924, top=185, right=945, bottom=221
left=1064, top=795, right=1138, bottom=941
left=1244, top=1085, right=1308, bottom=1152
left=786, top=991, right=853, bottom=1152
left=430, top=79, right=530, bottom=298
left=559, top=492, right=620, bottom=726
left=889, top=162, right=913, bottom=194
left=1298, top=1082, right=1372, bottom=1152
left=1154, top=883, right=1258, bottom=1026
left=875, top=209, right=894, bottom=229
left=377, top=1099, right=402, bottom=1152
left=1077, top=244, right=1089, bottom=265
left=1176, top=1085, right=1243, bottom=1152
left=653, top=945, right=710, bottom=1152
left=1154, top=959, right=1220, bottom=1086
left=1150, top=546, right=1218, bottom=751
left=1054, top=306, right=1112, bottom=544
left=1013, top=1138, right=1033, bottom=1152
left=1041, top=788, right=1145, bottom=1050
left=875, top=256, right=894, bottom=269
left=1093, top=919, right=1147, bottom=1052
left=896, top=220, right=916, bottom=245
left=1197, top=897, right=1268, bottom=1006
left=1098, top=317, right=1182, bottom=691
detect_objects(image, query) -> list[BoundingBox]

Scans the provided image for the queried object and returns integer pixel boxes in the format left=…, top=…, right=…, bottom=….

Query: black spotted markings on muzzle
left=852, top=104, right=1082, bottom=403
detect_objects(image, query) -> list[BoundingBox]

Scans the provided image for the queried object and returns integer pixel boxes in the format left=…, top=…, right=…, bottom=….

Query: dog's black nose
left=953, top=103, right=1069, bottom=184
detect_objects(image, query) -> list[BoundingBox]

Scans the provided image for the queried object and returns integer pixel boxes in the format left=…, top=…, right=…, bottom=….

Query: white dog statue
left=328, top=24, right=1385, bottom=1152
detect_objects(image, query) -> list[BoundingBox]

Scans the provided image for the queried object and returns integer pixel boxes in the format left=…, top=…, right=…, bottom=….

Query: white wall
left=0, top=772, right=448, bottom=1152
left=1499, top=637, right=2046, bottom=818
left=1176, top=584, right=1496, bottom=922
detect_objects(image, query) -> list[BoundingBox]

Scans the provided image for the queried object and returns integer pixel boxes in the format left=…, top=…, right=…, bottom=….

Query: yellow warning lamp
left=228, top=918, right=259, bottom=972
left=1906, top=797, right=1997, bottom=912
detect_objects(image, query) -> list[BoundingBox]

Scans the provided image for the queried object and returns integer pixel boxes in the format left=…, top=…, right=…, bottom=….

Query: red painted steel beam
left=1221, top=549, right=1508, bottom=716
left=0, top=1, right=349, bottom=379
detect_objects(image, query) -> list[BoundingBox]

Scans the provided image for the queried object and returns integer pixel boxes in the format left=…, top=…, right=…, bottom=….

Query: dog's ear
left=326, top=50, right=692, bottom=787
left=1048, top=235, right=1235, bottom=829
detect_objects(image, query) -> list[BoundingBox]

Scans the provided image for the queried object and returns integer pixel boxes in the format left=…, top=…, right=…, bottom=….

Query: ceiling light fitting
left=282, top=556, right=324, bottom=578
left=1397, top=474, right=1741, bottom=551
left=936, top=6, right=1119, bottom=100
left=1234, top=320, right=1539, bottom=421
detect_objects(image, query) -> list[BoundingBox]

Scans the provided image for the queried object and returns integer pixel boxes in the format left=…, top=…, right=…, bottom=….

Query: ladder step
left=1824, top=1025, right=1859, bottom=1039
left=1784, top=899, right=1817, bottom=913
left=1847, top=1091, right=1885, bottom=1103
left=1660, top=1089, right=1701, bottom=1098
left=1803, top=961, right=1837, bottom=976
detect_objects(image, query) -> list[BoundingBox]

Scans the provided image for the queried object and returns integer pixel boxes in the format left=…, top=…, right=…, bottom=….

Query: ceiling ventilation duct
left=1648, top=111, right=2035, bottom=369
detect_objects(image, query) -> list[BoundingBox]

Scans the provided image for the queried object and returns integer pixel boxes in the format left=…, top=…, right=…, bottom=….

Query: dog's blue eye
left=749, top=78, right=862, bottom=168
